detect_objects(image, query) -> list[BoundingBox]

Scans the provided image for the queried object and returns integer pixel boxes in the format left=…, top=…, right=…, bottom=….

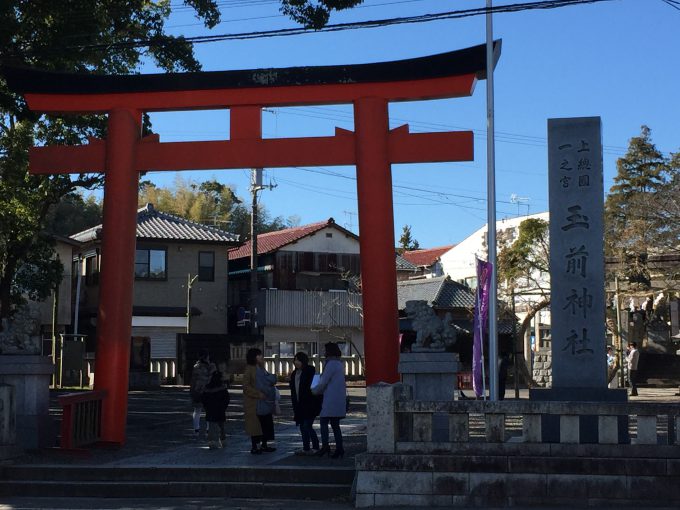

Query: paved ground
left=1, top=499, right=678, bottom=510
left=4, top=385, right=678, bottom=509
left=15, top=384, right=368, bottom=468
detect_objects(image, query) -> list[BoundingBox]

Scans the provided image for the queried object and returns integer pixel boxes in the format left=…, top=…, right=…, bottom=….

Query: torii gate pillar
left=96, top=108, right=142, bottom=443
left=355, top=97, right=399, bottom=385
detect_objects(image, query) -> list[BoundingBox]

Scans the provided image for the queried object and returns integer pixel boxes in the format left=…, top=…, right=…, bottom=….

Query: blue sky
left=135, top=0, right=680, bottom=247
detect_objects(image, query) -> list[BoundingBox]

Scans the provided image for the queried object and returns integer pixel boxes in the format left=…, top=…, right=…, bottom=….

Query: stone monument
left=0, top=304, right=55, bottom=449
left=398, top=300, right=460, bottom=441
left=531, top=117, right=627, bottom=443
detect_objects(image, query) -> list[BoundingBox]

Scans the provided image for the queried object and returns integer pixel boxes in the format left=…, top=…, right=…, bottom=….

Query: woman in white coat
left=312, top=342, right=347, bottom=458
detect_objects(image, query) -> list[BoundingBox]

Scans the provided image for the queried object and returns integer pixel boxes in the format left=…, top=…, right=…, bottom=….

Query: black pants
left=252, top=413, right=275, bottom=447
left=629, top=370, right=638, bottom=395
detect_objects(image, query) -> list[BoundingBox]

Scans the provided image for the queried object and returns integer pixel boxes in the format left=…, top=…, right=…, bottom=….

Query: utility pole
left=186, top=273, right=198, bottom=333
left=248, top=168, right=277, bottom=336
left=250, top=168, right=263, bottom=335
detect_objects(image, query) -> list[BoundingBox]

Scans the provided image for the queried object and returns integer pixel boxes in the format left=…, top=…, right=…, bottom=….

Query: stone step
left=0, top=465, right=356, bottom=485
left=0, top=480, right=351, bottom=500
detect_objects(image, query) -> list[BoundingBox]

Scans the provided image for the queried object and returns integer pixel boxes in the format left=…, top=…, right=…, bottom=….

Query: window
left=198, top=251, right=215, bottom=281
left=135, top=248, right=166, bottom=280
left=85, top=255, right=99, bottom=285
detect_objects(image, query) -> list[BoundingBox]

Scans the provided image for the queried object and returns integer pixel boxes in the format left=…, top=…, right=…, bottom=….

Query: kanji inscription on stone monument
left=548, top=117, right=606, bottom=388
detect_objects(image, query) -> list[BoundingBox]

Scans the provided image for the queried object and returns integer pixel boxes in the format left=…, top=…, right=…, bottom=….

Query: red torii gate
left=4, top=41, right=500, bottom=445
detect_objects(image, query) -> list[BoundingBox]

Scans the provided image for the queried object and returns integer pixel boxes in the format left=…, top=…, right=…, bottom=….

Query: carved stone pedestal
left=399, top=352, right=461, bottom=441
left=399, top=352, right=461, bottom=401
left=0, top=355, right=55, bottom=449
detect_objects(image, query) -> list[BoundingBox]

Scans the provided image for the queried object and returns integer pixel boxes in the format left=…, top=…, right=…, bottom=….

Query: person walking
left=243, top=347, right=277, bottom=454
left=626, top=341, right=640, bottom=396
left=289, top=351, right=322, bottom=455
left=312, top=342, right=346, bottom=459
left=189, top=349, right=216, bottom=437
left=202, top=370, right=230, bottom=449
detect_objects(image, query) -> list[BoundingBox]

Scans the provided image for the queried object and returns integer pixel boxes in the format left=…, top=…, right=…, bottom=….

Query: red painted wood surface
left=28, top=129, right=472, bottom=174
left=93, top=108, right=141, bottom=445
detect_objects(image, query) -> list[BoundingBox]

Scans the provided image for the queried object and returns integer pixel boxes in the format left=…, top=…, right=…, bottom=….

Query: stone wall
left=532, top=348, right=552, bottom=387
left=0, top=384, right=20, bottom=460
left=356, top=383, right=680, bottom=507
left=0, top=356, right=54, bottom=449
left=0, top=305, right=42, bottom=355
left=355, top=450, right=680, bottom=507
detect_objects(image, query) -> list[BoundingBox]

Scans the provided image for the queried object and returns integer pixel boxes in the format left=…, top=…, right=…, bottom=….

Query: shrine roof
left=397, top=276, right=474, bottom=310
left=70, top=203, right=239, bottom=244
left=2, top=41, right=501, bottom=96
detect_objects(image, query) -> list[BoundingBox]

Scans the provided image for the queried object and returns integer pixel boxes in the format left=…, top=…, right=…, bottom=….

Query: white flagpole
left=486, top=0, right=499, bottom=401
left=478, top=259, right=487, bottom=400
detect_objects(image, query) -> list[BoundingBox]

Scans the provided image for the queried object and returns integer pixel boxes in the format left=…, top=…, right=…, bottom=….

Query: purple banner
left=473, top=258, right=492, bottom=398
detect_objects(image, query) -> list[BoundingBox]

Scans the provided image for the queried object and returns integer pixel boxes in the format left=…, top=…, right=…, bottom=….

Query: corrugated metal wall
left=264, top=290, right=363, bottom=328
left=131, top=326, right=181, bottom=359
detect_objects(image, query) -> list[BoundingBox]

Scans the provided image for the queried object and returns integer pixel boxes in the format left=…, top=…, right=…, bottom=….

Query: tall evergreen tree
left=604, top=126, right=672, bottom=289
left=397, top=225, right=420, bottom=254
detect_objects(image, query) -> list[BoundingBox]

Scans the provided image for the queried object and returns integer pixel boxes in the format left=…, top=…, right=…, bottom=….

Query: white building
left=439, top=212, right=551, bottom=363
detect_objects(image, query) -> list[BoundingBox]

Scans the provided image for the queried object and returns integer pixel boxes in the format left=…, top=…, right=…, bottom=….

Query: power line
left=167, top=0, right=434, bottom=28
left=662, top=0, right=680, bottom=11
left=43, top=0, right=617, bottom=53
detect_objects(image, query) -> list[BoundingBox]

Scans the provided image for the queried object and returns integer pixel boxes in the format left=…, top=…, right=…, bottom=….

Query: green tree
left=651, top=152, right=680, bottom=290
left=138, top=177, right=296, bottom=240
left=0, top=0, right=221, bottom=321
left=228, top=203, right=299, bottom=242
left=498, top=218, right=550, bottom=387
left=138, top=176, right=242, bottom=227
left=0, top=0, right=366, bottom=321
left=397, top=224, right=420, bottom=254
left=44, top=193, right=103, bottom=237
left=604, top=126, right=674, bottom=289
left=280, top=0, right=364, bottom=29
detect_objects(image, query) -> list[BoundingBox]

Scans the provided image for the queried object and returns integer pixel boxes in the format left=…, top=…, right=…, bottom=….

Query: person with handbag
left=312, top=342, right=346, bottom=459
left=243, top=347, right=277, bottom=454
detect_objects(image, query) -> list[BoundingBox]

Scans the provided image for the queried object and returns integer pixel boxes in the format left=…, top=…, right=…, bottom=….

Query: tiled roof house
left=401, top=245, right=455, bottom=278
left=70, top=204, right=240, bottom=380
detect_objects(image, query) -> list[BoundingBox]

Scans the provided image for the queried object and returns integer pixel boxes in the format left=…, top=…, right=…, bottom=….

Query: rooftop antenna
left=510, top=194, right=530, bottom=217
left=343, top=210, right=357, bottom=232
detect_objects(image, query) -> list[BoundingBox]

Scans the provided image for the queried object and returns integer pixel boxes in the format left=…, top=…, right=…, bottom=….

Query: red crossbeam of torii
left=3, top=41, right=500, bottom=446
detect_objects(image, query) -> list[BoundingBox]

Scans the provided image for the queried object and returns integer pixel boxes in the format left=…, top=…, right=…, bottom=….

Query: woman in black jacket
left=289, top=351, right=322, bottom=455
left=202, top=370, right=230, bottom=449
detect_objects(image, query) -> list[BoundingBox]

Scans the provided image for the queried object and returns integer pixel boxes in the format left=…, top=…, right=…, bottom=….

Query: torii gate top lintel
left=3, top=40, right=501, bottom=112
